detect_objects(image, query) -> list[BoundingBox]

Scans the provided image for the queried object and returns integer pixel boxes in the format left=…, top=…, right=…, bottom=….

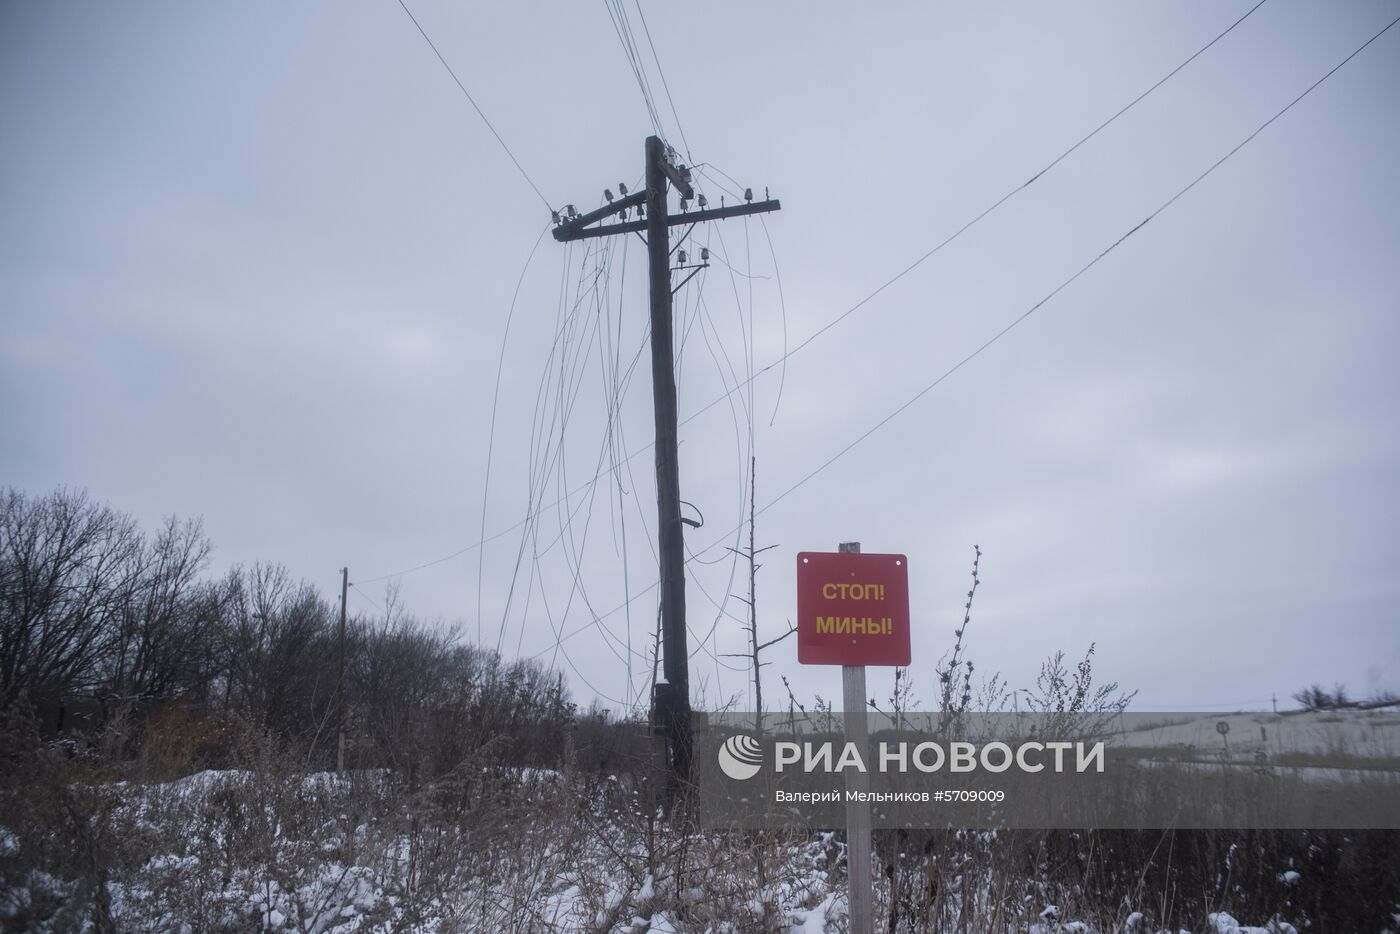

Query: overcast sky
left=3, top=1, right=1397, bottom=715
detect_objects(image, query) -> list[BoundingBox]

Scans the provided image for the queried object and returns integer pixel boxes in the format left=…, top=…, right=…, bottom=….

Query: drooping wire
left=744, top=218, right=755, bottom=454
left=603, top=231, right=637, bottom=702
left=513, top=226, right=750, bottom=707
left=656, top=241, right=749, bottom=690
left=512, top=241, right=619, bottom=660
left=499, top=235, right=653, bottom=708
left=525, top=10, right=1400, bottom=660
left=759, top=216, right=789, bottom=426
left=492, top=238, right=597, bottom=662
left=476, top=224, right=551, bottom=644
left=499, top=240, right=589, bottom=651
left=360, top=1, right=1286, bottom=589
left=393, top=0, right=554, bottom=213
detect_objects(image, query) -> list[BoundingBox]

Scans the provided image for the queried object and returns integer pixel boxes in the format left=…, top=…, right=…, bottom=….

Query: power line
left=742, top=9, right=1400, bottom=534
left=758, top=216, right=790, bottom=426
left=393, top=0, right=554, bottom=213
left=520, top=0, right=1289, bottom=521
left=358, top=238, right=605, bottom=588
left=492, top=234, right=717, bottom=707
left=602, top=0, right=666, bottom=139
left=356, top=4, right=1341, bottom=588
left=632, top=0, right=692, bottom=160
left=348, top=582, right=385, bottom=616
left=1027, top=0, right=1271, bottom=188
left=524, top=233, right=667, bottom=711
left=465, top=236, right=640, bottom=706
left=476, top=224, right=552, bottom=644
left=715, top=0, right=1274, bottom=384
left=498, top=239, right=617, bottom=661
left=517, top=177, right=765, bottom=710
left=524, top=11, right=1400, bottom=661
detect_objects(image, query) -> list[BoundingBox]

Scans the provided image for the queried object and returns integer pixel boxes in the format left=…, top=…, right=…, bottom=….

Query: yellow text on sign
left=820, top=582, right=887, bottom=601
left=815, top=616, right=894, bottom=636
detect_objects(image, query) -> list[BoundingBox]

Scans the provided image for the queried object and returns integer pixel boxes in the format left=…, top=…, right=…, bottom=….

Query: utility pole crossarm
left=553, top=199, right=781, bottom=242
left=661, top=160, right=693, bottom=200
left=552, top=190, right=647, bottom=241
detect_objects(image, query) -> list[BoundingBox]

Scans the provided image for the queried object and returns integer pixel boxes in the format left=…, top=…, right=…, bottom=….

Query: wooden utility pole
left=644, top=135, right=692, bottom=791
left=838, top=540, right=874, bottom=933
left=553, top=137, right=780, bottom=795
left=338, top=567, right=348, bottom=773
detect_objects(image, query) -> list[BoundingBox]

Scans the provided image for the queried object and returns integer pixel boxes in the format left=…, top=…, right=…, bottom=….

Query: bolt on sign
left=797, top=551, right=911, bottom=666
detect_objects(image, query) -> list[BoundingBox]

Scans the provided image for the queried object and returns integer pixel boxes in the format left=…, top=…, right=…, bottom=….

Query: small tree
left=725, top=457, right=792, bottom=734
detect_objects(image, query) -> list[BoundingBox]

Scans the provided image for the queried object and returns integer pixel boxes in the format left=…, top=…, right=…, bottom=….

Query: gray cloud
left=4, top=1, right=1397, bottom=714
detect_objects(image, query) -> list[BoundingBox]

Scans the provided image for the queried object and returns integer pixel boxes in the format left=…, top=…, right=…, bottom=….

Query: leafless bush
left=1288, top=682, right=1396, bottom=711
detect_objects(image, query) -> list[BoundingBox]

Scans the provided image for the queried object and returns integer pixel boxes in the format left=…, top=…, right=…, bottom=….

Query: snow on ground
left=0, top=768, right=1363, bottom=932
left=1206, top=911, right=1299, bottom=934
left=787, top=892, right=839, bottom=932
left=1109, top=709, right=1400, bottom=764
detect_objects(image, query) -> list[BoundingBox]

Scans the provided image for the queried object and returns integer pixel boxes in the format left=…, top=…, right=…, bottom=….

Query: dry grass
left=1, top=708, right=1396, bottom=932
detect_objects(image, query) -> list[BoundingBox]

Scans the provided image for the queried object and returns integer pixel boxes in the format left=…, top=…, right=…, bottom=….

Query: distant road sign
left=797, top=551, right=911, bottom=666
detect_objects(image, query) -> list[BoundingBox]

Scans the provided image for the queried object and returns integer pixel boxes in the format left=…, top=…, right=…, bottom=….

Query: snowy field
left=3, top=762, right=1396, bottom=932
left=1109, top=708, right=1400, bottom=762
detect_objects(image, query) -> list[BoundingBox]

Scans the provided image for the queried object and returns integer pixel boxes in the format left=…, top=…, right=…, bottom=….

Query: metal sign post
left=841, top=660, right=871, bottom=929
left=797, top=542, right=911, bottom=933
left=840, top=538, right=873, bottom=934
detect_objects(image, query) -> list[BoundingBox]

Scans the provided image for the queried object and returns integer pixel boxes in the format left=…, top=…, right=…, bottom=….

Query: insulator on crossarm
left=678, top=249, right=687, bottom=264
left=619, top=182, right=629, bottom=196
left=605, top=189, right=614, bottom=203
left=744, top=188, right=753, bottom=203
left=700, top=247, right=710, bottom=262
left=697, top=193, right=708, bottom=208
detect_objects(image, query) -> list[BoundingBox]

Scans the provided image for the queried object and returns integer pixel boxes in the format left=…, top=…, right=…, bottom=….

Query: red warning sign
left=797, top=551, right=911, bottom=666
